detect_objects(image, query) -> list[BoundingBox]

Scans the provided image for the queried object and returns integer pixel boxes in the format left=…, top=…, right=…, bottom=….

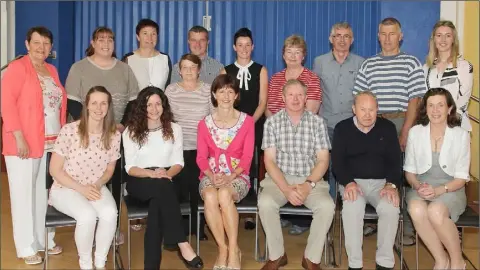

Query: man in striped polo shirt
left=353, top=17, right=427, bottom=247
left=171, top=25, right=224, bottom=84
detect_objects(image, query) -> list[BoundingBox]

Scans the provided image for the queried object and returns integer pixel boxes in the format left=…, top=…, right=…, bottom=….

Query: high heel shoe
left=177, top=250, right=204, bottom=269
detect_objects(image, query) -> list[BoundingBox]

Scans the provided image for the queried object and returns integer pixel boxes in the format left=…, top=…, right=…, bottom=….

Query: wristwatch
left=385, top=182, right=397, bottom=189
left=305, top=180, right=316, bottom=189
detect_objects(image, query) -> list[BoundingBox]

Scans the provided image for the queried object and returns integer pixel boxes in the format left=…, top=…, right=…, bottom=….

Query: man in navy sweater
left=332, top=92, right=402, bottom=270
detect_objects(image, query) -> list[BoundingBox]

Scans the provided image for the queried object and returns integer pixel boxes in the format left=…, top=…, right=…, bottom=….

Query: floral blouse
left=205, top=112, right=249, bottom=181
left=39, top=74, right=63, bottom=151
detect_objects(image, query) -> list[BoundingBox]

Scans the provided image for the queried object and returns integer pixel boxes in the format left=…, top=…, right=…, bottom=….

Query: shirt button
left=442, top=165, right=447, bottom=168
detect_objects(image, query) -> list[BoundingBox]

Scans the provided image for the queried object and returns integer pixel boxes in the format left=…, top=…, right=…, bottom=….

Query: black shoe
left=177, top=250, right=204, bottom=269
left=376, top=264, right=393, bottom=270
left=348, top=268, right=362, bottom=270
left=244, top=219, right=255, bottom=230
left=198, top=232, right=208, bottom=241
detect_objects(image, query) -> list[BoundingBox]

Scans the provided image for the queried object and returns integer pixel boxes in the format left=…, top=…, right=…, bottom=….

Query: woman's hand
left=417, top=183, right=435, bottom=200
left=79, top=184, right=102, bottom=201
left=212, top=173, right=227, bottom=187
left=14, top=132, right=29, bottom=159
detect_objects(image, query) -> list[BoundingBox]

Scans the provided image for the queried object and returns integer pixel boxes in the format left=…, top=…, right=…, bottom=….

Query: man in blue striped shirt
left=353, top=17, right=426, bottom=248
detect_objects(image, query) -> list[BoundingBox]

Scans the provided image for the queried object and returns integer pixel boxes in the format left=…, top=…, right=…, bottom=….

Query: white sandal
left=39, top=245, right=63, bottom=255
left=24, top=254, right=43, bottom=265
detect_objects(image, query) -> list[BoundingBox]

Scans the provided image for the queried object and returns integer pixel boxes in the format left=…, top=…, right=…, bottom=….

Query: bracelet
left=444, top=185, right=449, bottom=193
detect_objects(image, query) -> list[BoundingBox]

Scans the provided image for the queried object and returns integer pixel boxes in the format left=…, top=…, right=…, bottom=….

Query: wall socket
left=49, top=51, right=57, bottom=59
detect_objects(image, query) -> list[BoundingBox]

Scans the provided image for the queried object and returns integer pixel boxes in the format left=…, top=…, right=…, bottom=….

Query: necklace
left=149, top=126, right=162, bottom=132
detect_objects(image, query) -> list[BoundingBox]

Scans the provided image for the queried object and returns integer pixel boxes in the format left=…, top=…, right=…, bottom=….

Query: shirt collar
left=330, top=50, right=351, bottom=63
left=353, top=116, right=376, bottom=134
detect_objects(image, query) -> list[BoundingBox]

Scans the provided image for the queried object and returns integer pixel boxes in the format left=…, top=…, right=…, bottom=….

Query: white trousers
left=50, top=186, right=117, bottom=269
left=5, top=152, right=56, bottom=258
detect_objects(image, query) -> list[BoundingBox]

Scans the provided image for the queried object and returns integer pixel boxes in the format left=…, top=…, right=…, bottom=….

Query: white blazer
left=404, top=123, right=470, bottom=181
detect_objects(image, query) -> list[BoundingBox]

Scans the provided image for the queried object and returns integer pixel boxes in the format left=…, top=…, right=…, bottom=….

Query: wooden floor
left=1, top=173, right=478, bottom=269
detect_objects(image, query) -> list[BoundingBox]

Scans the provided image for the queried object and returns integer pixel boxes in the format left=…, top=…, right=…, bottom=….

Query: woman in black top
left=220, top=27, right=268, bottom=229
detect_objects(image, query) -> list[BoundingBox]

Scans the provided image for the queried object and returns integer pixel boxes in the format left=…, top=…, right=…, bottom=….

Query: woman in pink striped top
left=196, top=74, right=254, bottom=270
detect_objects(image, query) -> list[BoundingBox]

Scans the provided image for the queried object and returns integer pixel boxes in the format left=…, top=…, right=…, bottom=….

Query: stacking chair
left=337, top=182, right=407, bottom=270
left=414, top=205, right=479, bottom=270
left=117, top=154, right=192, bottom=270
left=44, top=152, right=117, bottom=270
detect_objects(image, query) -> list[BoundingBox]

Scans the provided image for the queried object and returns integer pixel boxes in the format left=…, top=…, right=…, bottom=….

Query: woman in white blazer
left=404, top=87, right=470, bottom=270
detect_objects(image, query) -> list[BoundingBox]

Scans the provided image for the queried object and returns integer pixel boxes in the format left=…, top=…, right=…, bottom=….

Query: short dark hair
left=188, top=25, right=209, bottom=40
left=210, top=74, right=240, bottom=107
left=136, top=19, right=159, bottom=35
left=233, top=27, right=253, bottom=45
left=379, top=17, right=402, bottom=30
left=416, top=87, right=461, bottom=128
left=26, top=26, right=53, bottom=44
left=179, top=53, right=202, bottom=71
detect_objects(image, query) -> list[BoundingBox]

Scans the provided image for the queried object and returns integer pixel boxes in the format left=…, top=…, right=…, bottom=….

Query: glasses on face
left=332, top=34, right=352, bottom=40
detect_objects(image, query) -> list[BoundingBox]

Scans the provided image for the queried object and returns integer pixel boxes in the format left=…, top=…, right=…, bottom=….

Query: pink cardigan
left=1, top=56, right=68, bottom=158
left=196, top=114, right=255, bottom=188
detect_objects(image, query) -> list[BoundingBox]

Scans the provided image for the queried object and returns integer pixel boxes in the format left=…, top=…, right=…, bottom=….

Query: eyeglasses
left=332, top=34, right=352, bottom=40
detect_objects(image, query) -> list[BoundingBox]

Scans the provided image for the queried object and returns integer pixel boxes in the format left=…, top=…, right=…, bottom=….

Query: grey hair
left=282, top=79, right=307, bottom=96
left=330, top=22, right=353, bottom=38
left=353, top=91, right=378, bottom=106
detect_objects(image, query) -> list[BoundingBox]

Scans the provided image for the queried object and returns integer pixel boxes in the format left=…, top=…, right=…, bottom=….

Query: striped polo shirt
left=353, top=52, right=427, bottom=113
left=164, top=82, right=214, bottom=150
left=267, top=68, right=322, bottom=115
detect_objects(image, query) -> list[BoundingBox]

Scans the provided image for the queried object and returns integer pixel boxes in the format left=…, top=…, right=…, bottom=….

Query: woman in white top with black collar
left=404, top=88, right=470, bottom=270
left=424, top=20, right=473, bottom=131
left=123, top=19, right=172, bottom=91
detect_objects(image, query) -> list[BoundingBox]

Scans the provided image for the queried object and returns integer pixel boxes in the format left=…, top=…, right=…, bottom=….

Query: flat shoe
left=39, top=245, right=63, bottom=255
left=24, top=254, right=43, bottom=265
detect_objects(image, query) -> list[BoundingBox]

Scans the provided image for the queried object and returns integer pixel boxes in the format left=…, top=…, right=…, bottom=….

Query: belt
left=378, top=112, right=406, bottom=119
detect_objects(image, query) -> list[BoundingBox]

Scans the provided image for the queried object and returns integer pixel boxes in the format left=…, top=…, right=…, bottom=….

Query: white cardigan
left=403, top=123, right=470, bottom=181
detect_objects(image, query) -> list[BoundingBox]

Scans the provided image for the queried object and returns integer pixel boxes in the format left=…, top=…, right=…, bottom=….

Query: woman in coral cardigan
left=1, top=26, right=67, bottom=265
left=196, top=74, right=255, bottom=270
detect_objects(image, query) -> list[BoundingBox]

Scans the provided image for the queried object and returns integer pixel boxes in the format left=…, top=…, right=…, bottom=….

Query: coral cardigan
left=196, top=114, right=255, bottom=188
left=1, top=56, right=67, bottom=158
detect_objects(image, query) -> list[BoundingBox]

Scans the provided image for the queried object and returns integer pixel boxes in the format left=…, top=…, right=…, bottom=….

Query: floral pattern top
left=39, top=74, right=63, bottom=151
left=51, top=121, right=121, bottom=190
left=205, top=112, right=249, bottom=181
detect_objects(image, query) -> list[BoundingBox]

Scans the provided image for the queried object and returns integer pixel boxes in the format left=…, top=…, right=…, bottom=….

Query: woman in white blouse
left=424, top=20, right=473, bottom=131
left=404, top=88, right=470, bottom=270
left=122, top=19, right=172, bottom=91
left=123, top=87, right=202, bottom=270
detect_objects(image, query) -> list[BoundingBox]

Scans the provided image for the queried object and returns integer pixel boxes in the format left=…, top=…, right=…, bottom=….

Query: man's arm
left=385, top=121, right=403, bottom=188
left=307, top=149, right=329, bottom=182
left=399, top=97, right=421, bottom=151
left=263, top=147, right=290, bottom=193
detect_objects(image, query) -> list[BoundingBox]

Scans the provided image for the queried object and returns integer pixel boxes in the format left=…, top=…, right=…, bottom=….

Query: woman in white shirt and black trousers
left=123, top=86, right=203, bottom=270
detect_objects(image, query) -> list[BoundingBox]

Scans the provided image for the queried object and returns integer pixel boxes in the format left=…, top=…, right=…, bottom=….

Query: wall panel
left=207, top=1, right=380, bottom=74
left=74, top=1, right=205, bottom=63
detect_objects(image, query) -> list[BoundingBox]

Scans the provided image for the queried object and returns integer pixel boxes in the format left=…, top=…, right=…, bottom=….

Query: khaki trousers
left=258, top=174, right=335, bottom=263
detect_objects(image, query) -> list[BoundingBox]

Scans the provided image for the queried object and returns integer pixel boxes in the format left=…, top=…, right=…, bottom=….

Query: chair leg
left=44, top=228, right=48, bottom=270
left=112, top=228, right=117, bottom=270
left=400, top=220, right=404, bottom=270
left=339, top=215, right=343, bottom=266
left=415, top=232, right=418, bottom=270
left=128, top=220, right=132, bottom=270
left=255, top=212, right=259, bottom=262
left=196, top=211, right=200, bottom=255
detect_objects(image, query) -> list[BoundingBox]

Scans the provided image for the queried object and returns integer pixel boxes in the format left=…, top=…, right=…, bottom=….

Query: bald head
left=352, top=92, right=378, bottom=130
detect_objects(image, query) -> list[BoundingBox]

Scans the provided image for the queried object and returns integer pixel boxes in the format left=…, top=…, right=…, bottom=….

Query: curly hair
left=416, top=87, right=461, bottom=128
left=125, top=86, right=175, bottom=147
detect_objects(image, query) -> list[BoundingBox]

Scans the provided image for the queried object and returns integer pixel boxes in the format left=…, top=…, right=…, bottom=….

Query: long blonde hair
left=426, top=20, right=460, bottom=68
left=77, top=86, right=117, bottom=150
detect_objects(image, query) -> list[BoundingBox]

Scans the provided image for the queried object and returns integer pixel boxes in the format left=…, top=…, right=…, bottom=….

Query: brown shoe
left=261, top=253, right=288, bottom=270
left=301, top=257, right=321, bottom=270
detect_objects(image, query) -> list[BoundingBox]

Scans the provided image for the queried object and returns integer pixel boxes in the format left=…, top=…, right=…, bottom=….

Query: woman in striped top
left=164, top=53, right=213, bottom=240
left=266, top=35, right=322, bottom=117
left=424, top=20, right=473, bottom=131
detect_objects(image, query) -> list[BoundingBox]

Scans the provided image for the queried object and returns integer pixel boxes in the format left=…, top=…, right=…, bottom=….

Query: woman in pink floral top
left=49, top=86, right=121, bottom=270
left=196, top=74, right=254, bottom=270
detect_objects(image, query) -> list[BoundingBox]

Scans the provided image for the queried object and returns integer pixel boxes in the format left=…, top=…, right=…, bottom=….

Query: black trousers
left=174, top=150, right=205, bottom=236
left=127, top=175, right=187, bottom=270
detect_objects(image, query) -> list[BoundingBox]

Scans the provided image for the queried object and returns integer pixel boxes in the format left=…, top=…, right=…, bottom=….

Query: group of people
left=1, top=14, right=473, bottom=270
